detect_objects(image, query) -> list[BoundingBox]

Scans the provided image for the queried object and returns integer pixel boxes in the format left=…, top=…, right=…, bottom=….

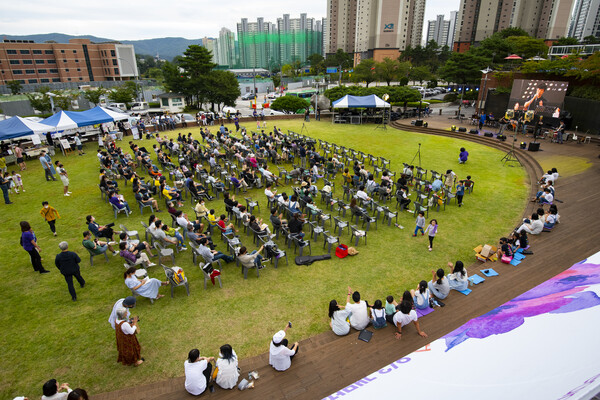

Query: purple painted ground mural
left=443, top=259, right=600, bottom=351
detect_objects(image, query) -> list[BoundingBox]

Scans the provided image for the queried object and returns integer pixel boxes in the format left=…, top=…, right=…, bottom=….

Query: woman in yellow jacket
left=39, top=201, right=60, bottom=236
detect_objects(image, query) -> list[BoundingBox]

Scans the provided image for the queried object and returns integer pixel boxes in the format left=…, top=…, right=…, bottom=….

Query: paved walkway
left=92, top=124, right=600, bottom=400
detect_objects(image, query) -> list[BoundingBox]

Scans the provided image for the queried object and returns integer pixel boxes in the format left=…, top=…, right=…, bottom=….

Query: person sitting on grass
left=393, top=300, right=428, bottom=340
left=447, top=261, right=469, bottom=292
left=329, top=299, right=351, bottom=336
left=119, top=242, right=155, bottom=268
left=82, top=231, right=117, bottom=256
left=345, top=286, right=370, bottom=331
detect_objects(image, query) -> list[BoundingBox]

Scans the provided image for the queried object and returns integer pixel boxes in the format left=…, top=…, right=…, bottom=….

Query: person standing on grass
left=0, top=172, right=11, bottom=204
left=455, top=180, right=465, bottom=207
left=20, top=221, right=49, bottom=274
left=40, top=201, right=60, bottom=236
left=413, top=210, right=425, bottom=236
left=40, top=151, right=57, bottom=181
left=109, top=296, right=137, bottom=329
left=14, top=143, right=26, bottom=170
left=424, top=219, right=438, bottom=251
left=114, top=307, right=144, bottom=366
left=55, top=161, right=72, bottom=196
left=74, top=132, right=85, bottom=156
left=55, top=242, right=85, bottom=301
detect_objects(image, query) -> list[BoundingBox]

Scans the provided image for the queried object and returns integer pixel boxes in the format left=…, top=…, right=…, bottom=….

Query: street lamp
left=118, top=57, right=140, bottom=101
left=47, top=91, right=57, bottom=113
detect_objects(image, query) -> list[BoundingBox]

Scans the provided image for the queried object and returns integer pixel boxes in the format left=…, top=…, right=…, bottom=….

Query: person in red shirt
left=217, top=214, right=237, bottom=235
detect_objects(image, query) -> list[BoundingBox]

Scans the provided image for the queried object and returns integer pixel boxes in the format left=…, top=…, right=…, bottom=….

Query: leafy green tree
left=439, top=53, right=489, bottom=84
left=27, top=92, right=52, bottom=113
left=307, top=53, right=325, bottom=75
left=565, top=52, right=600, bottom=83
left=271, top=96, right=310, bottom=113
left=26, top=87, right=72, bottom=113
left=205, top=70, right=240, bottom=110
left=272, top=74, right=281, bottom=89
left=326, top=49, right=353, bottom=68
left=498, top=27, right=529, bottom=39
left=162, top=61, right=187, bottom=94
left=510, top=36, right=548, bottom=59
left=375, top=58, right=400, bottom=85
left=282, top=64, right=296, bottom=77
left=582, top=35, right=599, bottom=44
left=108, top=85, right=135, bottom=107
left=352, top=59, right=377, bottom=87
left=556, top=37, right=579, bottom=46
left=409, top=66, right=433, bottom=85
left=6, top=80, right=22, bottom=95
left=323, top=85, right=363, bottom=101
left=147, top=67, right=164, bottom=82
left=82, top=87, right=107, bottom=106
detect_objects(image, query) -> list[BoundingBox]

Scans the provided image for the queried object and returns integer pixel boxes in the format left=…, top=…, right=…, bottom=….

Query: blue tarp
left=0, top=116, right=55, bottom=140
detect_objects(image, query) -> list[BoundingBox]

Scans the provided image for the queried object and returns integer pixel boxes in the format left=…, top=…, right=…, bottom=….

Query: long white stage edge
left=324, top=251, right=600, bottom=400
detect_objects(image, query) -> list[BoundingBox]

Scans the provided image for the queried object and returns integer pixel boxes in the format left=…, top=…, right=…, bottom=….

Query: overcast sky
left=1, top=0, right=460, bottom=41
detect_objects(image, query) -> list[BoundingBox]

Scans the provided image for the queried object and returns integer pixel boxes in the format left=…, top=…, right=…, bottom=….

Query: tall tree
left=307, top=53, right=325, bottom=75
left=205, top=70, right=241, bottom=111
left=375, top=58, right=400, bottom=85
left=352, top=59, right=377, bottom=87
left=556, top=37, right=579, bottom=45
left=108, top=85, right=135, bottom=107
left=6, top=80, right=22, bottom=95
left=439, top=53, right=488, bottom=84
left=409, top=66, right=433, bottom=85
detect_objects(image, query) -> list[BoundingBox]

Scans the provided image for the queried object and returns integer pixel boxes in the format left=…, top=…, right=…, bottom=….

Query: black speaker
left=528, top=142, right=540, bottom=152
left=415, top=119, right=423, bottom=127
left=520, top=142, right=527, bottom=149
left=423, top=122, right=428, bottom=128
left=484, top=132, right=493, bottom=137
left=458, top=127, right=467, bottom=132
left=497, top=134, right=506, bottom=141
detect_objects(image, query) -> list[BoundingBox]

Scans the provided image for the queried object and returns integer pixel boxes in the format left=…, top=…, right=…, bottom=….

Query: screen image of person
left=523, top=82, right=547, bottom=111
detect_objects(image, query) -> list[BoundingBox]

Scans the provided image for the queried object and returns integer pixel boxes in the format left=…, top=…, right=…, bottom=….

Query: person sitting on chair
left=238, top=245, right=266, bottom=270
left=82, top=231, right=117, bottom=256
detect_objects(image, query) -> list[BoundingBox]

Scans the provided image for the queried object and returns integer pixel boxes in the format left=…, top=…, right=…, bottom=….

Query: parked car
left=130, top=102, right=149, bottom=111
left=241, top=92, right=255, bottom=100
left=107, top=103, right=127, bottom=111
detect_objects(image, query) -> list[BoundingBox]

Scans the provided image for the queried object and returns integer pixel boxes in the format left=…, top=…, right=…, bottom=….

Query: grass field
left=1, top=119, right=529, bottom=399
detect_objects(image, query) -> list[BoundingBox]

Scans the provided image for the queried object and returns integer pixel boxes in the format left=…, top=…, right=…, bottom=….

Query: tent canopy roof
left=332, top=94, right=391, bottom=109
left=0, top=116, right=55, bottom=140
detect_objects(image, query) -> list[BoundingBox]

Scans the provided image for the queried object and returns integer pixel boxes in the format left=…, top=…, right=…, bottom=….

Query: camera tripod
left=410, top=143, right=422, bottom=167
left=501, top=135, right=522, bottom=166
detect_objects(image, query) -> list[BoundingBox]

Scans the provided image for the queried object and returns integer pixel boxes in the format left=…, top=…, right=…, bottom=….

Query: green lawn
left=0, top=120, right=528, bottom=398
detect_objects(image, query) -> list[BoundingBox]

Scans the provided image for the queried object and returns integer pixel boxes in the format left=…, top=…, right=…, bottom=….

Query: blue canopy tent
left=78, top=106, right=129, bottom=125
left=41, top=111, right=81, bottom=131
left=0, top=116, right=55, bottom=140
left=331, top=94, right=390, bottom=124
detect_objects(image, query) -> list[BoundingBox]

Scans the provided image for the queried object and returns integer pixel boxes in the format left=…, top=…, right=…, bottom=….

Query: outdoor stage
left=325, top=251, right=600, bottom=400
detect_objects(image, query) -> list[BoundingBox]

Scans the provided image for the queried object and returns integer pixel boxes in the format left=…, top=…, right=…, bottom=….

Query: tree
left=352, top=59, right=377, bottom=87
left=162, top=61, right=187, bottom=94
left=439, top=53, right=488, bottom=84
left=565, top=52, right=600, bottom=84
left=556, top=37, right=579, bottom=46
left=375, top=58, right=400, bottom=85
left=6, top=80, right=22, bottom=95
left=307, top=53, right=325, bottom=75
left=270, top=96, right=310, bottom=113
left=582, top=35, right=600, bottom=44
left=282, top=64, right=296, bottom=77
left=26, top=87, right=72, bottom=113
left=147, top=67, right=164, bottom=82
left=509, top=36, right=548, bottom=59
left=497, top=27, right=529, bottom=39
left=409, top=66, right=432, bottom=85
left=82, top=87, right=107, bottom=106
left=108, top=85, right=135, bottom=107
left=205, top=70, right=240, bottom=110
left=326, top=49, right=353, bottom=68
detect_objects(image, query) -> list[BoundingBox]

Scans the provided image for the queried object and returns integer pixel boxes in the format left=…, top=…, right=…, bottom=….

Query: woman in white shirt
left=184, top=349, right=215, bottom=395
left=329, top=299, right=351, bottom=335
left=447, top=261, right=469, bottom=292
left=123, top=267, right=167, bottom=300
left=411, top=280, right=431, bottom=310
left=215, top=344, right=240, bottom=389
left=370, top=299, right=387, bottom=329
left=269, top=324, right=299, bottom=372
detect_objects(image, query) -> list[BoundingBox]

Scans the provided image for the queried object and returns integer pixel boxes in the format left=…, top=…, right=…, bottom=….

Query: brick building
left=0, top=38, right=138, bottom=85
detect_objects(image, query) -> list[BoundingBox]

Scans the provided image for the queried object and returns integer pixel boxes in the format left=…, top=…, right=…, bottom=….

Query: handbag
left=501, top=254, right=513, bottom=264
left=335, top=244, right=348, bottom=258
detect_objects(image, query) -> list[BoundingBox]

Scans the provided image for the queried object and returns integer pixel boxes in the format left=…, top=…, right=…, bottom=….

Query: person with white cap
left=108, top=296, right=137, bottom=329
left=269, top=323, right=298, bottom=372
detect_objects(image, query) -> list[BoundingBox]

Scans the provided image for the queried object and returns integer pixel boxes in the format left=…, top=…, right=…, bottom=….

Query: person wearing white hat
left=269, top=323, right=298, bottom=371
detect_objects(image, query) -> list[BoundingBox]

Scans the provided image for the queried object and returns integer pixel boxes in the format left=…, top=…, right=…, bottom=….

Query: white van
left=131, top=102, right=149, bottom=111
left=107, top=103, right=127, bottom=111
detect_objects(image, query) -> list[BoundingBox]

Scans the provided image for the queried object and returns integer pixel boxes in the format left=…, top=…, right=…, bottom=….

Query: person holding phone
left=269, top=322, right=299, bottom=371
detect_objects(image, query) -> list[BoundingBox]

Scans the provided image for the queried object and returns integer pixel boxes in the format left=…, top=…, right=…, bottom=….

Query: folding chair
left=162, top=264, right=190, bottom=298
left=323, top=231, right=340, bottom=254
left=201, top=262, right=222, bottom=289
left=137, top=200, right=154, bottom=215
left=154, top=242, right=175, bottom=265
left=83, top=243, right=109, bottom=266
left=120, top=224, right=140, bottom=241
left=350, top=225, right=367, bottom=246
left=111, top=203, right=129, bottom=219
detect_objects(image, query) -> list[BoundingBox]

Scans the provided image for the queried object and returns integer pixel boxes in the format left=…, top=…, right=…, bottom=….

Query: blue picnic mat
left=469, top=274, right=485, bottom=285
left=513, top=253, right=526, bottom=261
left=480, top=268, right=499, bottom=277
left=458, top=288, right=472, bottom=295
left=510, top=258, right=521, bottom=266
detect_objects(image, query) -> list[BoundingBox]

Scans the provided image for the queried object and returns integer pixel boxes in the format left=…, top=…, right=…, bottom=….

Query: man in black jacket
left=55, top=241, right=85, bottom=301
